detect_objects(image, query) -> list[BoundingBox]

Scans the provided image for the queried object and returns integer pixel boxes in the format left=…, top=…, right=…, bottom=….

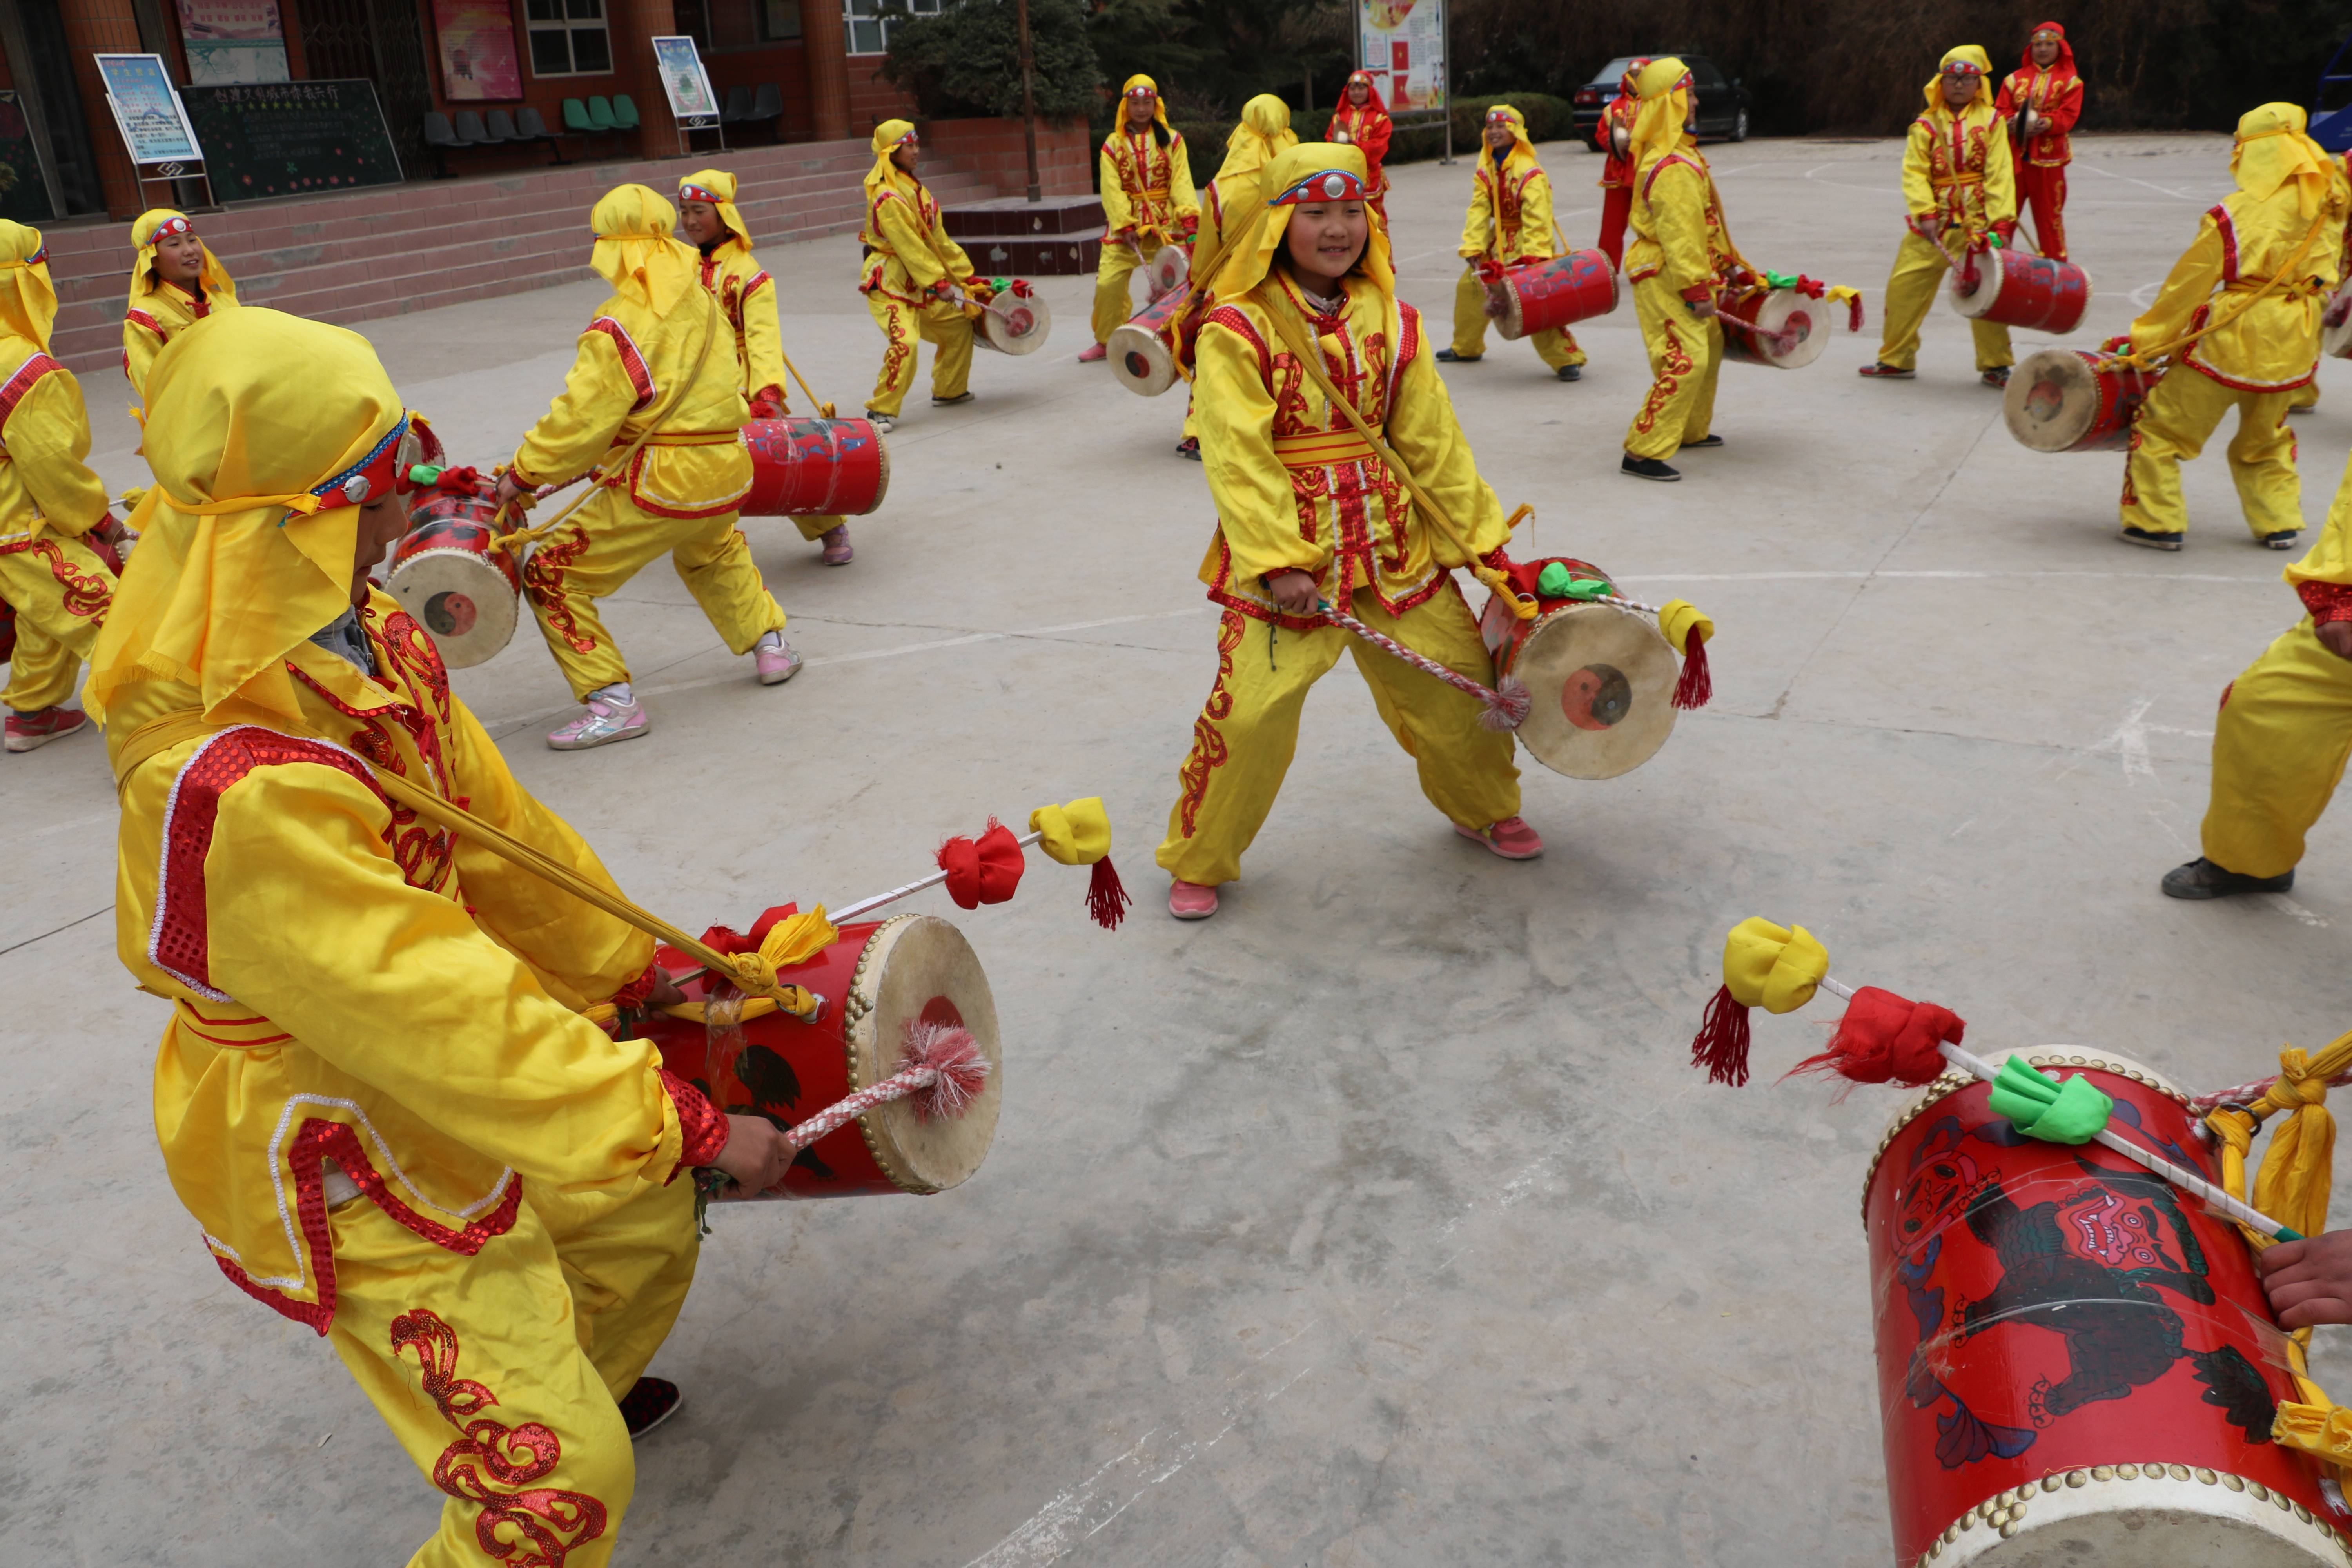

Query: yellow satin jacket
left=697, top=240, right=788, bottom=407
left=1901, top=98, right=2018, bottom=240
left=859, top=178, right=978, bottom=307
left=1100, top=129, right=1199, bottom=241
left=1458, top=148, right=1562, bottom=265
left=0, top=331, right=111, bottom=545
left=2130, top=174, right=2352, bottom=392
left=1626, top=151, right=1733, bottom=296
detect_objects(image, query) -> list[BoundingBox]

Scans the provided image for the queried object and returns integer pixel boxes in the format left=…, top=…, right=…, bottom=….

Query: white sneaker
left=865, top=408, right=896, bottom=434
left=548, top=693, right=649, bottom=750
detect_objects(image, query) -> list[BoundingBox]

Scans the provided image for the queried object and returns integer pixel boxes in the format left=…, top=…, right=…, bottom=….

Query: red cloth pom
left=1785, top=986, right=1965, bottom=1093
left=1672, top=632, right=1711, bottom=711
left=700, top=903, right=802, bottom=955
left=1690, top=984, right=1754, bottom=1087
left=936, top=822, right=1025, bottom=909
left=748, top=385, right=785, bottom=420
left=1087, top=857, right=1131, bottom=931
left=661, top=1069, right=730, bottom=1177
left=431, top=465, right=485, bottom=496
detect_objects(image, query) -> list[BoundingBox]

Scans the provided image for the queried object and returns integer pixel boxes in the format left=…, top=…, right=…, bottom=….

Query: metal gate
left=292, top=0, right=432, bottom=171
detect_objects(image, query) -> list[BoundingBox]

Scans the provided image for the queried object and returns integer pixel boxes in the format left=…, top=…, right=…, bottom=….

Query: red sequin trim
left=1200, top=307, right=1271, bottom=383
left=125, top=307, right=164, bottom=340
left=2300, top=581, right=2352, bottom=626
left=0, top=351, right=58, bottom=434
left=663, top=1069, right=729, bottom=1177
left=585, top=317, right=656, bottom=412
left=390, top=1307, right=610, bottom=1566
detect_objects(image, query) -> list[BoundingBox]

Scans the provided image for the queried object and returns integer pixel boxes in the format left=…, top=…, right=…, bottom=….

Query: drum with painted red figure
left=1475, top=555, right=1677, bottom=780
left=740, top=416, right=891, bottom=517
left=974, top=282, right=1052, bottom=356
left=1948, top=247, right=2093, bottom=334
left=1494, top=250, right=1620, bottom=341
left=1717, top=285, right=1833, bottom=370
left=1866, top=1047, right=2351, bottom=1568
left=2004, top=348, right=2161, bottom=454
left=636, top=913, right=1002, bottom=1199
left=385, top=491, right=521, bottom=670
left=1110, top=287, right=1193, bottom=397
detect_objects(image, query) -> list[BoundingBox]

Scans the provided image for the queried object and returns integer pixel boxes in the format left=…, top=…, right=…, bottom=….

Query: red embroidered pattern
left=0, top=351, right=59, bottom=434
left=1632, top=318, right=1694, bottom=437
left=875, top=302, right=917, bottom=398
left=1107, top=132, right=1180, bottom=232
left=584, top=318, right=656, bottom=412
left=0, top=537, right=112, bottom=619
left=2211, top=206, right=2239, bottom=284
left=1175, top=612, right=1246, bottom=838
left=663, top=1069, right=729, bottom=1178
left=2300, top=581, right=2352, bottom=626
left=391, top=1308, right=609, bottom=1566
left=521, top=524, right=600, bottom=655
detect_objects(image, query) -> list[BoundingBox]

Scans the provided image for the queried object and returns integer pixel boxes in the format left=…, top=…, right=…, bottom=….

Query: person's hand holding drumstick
left=1266, top=570, right=1318, bottom=616
left=2258, top=1230, right=2352, bottom=1327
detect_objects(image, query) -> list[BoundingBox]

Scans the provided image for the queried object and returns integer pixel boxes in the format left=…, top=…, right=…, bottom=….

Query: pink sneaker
left=1077, top=343, right=1107, bottom=363
left=755, top=641, right=803, bottom=685
left=4, top=705, right=89, bottom=752
left=1456, top=817, right=1544, bottom=860
left=1168, top=879, right=1219, bottom=919
left=819, top=525, right=853, bottom=566
left=548, top=694, right=648, bottom=751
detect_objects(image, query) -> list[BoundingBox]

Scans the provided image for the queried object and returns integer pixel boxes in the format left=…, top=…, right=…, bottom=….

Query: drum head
left=1747, top=289, right=1831, bottom=369
left=2004, top=349, right=2100, bottom=453
left=848, top=915, right=1002, bottom=1194
left=1109, top=321, right=1180, bottom=396
left=1509, top=604, right=1679, bottom=780
left=386, top=548, right=518, bottom=669
left=980, top=292, right=1052, bottom=356
left=1147, top=245, right=1189, bottom=300
left=1948, top=252, right=2000, bottom=319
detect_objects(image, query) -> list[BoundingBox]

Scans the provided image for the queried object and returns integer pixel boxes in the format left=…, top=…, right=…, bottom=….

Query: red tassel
left=1690, top=984, right=1754, bottom=1086
left=1846, top=295, right=1866, bottom=333
left=1086, top=856, right=1131, bottom=931
left=1672, top=633, right=1711, bottom=711
left=1784, top=986, right=1965, bottom=1094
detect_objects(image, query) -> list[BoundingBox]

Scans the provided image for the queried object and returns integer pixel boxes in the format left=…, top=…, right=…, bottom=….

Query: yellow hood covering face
left=2233, top=103, right=2335, bottom=218
left=591, top=184, right=696, bottom=314
left=1216, top=93, right=1298, bottom=186
left=864, top=118, right=920, bottom=204
left=129, top=207, right=238, bottom=316
left=679, top=167, right=752, bottom=252
left=0, top=220, right=56, bottom=350
left=1627, top=57, right=1696, bottom=174
left=1920, top=45, right=1993, bottom=116
left=1207, top=142, right=1393, bottom=303
left=86, top=309, right=408, bottom=730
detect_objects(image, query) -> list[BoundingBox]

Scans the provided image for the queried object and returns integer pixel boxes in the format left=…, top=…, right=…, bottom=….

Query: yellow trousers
left=1624, top=278, right=1724, bottom=459
left=1156, top=588, right=1523, bottom=887
left=1452, top=267, right=1584, bottom=368
left=0, top=532, right=113, bottom=711
left=2120, top=367, right=2301, bottom=541
left=2202, top=619, right=2352, bottom=878
left=521, top=489, right=787, bottom=701
left=864, top=294, right=973, bottom=417
left=789, top=513, right=842, bottom=543
left=325, top=1175, right=697, bottom=1568
left=2293, top=380, right=2321, bottom=411
left=1876, top=230, right=2015, bottom=373
left=1091, top=235, right=1170, bottom=345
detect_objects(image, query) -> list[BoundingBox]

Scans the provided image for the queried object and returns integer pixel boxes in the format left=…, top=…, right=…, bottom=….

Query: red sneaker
left=1168, top=879, right=1219, bottom=919
left=1077, top=343, right=1108, bottom=363
left=4, top=705, right=89, bottom=752
left=1456, top=817, right=1543, bottom=860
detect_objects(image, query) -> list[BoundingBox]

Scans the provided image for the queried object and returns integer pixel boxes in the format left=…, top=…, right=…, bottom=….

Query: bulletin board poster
left=1356, top=0, right=1445, bottom=114
left=432, top=0, right=523, bottom=102
left=94, top=54, right=202, bottom=165
left=175, top=0, right=290, bottom=86
left=651, top=36, right=719, bottom=121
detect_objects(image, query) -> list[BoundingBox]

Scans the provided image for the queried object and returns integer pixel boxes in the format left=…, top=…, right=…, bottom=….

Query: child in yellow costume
left=858, top=120, right=986, bottom=431
left=1158, top=143, right=1539, bottom=921
left=87, top=307, right=798, bottom=1566
left=1859, top=47, right=2018, bottom=387
left=1174, top=93, right=1296, bottom=460
left=1621, top=58, right=1734, bottom=482
left=2114, top=104, right=2350, bottom=552
left=494, top=185, right=795, bottom=752
left=1080, top=75, right=1199, bottom=362
left=0, top=220, right=129, bottom=753
left=678, top=169, right=852, bottom=565
left=122, top=208, right=238, bottom=403
left=1441, top=104, right=1586, bottom=379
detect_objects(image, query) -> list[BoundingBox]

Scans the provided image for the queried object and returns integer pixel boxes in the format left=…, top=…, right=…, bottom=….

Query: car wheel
left=1733, top=108, right=1749, bottom=142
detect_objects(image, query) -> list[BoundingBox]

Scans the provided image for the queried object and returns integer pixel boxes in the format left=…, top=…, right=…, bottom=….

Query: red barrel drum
left=1110, top=287, right=1192, bottom=397
left=635, top=913, right=1001, bottom=1199
left=1866, top=1048, right=2352, bottom=1567
left=1495, top=250, right=1620, bottom=340
left=741, top=417, right=890, bottom=518
left=1949, top=247, right=2093, bottom=334
left=2004, top=348, right=2162, bottom=454
left=385, top=492, right=521, bottom=670
left=1717, top=285, right=1833, bottom=370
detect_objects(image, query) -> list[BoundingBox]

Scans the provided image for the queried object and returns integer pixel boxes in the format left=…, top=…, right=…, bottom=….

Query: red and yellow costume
left=122, top=208, right=239, bottom=404
left=0, top=221, right=118, bottom=717
left=87, top=307, right=729, bottom=1567
left=1089, top=75, right=1200, bottom=347
left=1327, top=71, right=1393, bottom=223
left=1453, top=105, right=1584, bottom=370
left=681, top=168, right=839, bottom=547
left=858, top=120, right=980, bottom=418
left=514, top=185, right=784, bottom=701
left=1623, top=59, right=1731, bottom=461
left=1182, top=94, right=1297, bottom=446
left=1594, top=58, right=1649, bottom=268
left=2120, top=105, right=2350, bottom=544
left=1159, top=144, right=1521, bottom=888
left=1994, top=22, right=2083, bottom=260
left=1874, top=46, right=2018, bottom=376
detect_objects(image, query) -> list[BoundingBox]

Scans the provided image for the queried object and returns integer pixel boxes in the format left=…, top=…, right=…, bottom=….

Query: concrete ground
left=10, top=132, right=2352, bottom=1566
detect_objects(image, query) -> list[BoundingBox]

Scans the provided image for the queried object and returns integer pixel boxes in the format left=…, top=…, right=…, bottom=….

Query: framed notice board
left=179, top=79, right=403, bottom=202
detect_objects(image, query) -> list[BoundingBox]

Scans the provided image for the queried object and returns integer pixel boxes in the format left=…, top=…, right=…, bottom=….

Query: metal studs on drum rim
left=385, top=493, right=523, bottom=669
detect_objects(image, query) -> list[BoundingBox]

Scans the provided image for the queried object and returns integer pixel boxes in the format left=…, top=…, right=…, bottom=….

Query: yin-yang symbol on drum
left=1562, top=663, right=1632, bottom=730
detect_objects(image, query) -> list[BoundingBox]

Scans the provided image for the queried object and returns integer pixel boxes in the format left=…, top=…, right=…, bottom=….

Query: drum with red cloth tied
left=1717, top=285, right=1835, bottom=370
left=1866, top=1046, right=2352, bottom=1568
left=740, top=417, right=891, bottom=517
left=2004, top=348, right=2161, bottom=454
left=1475, top=555, right=1678, bottom=780
left=1110, top=287, right=1192, bottom=397
left=637, top=912, right=1002, bottom=1199
left=1949, top=247, right=2092, bottom=334
left=1493, top=250, right=1620, bottom=341
left=386, top=490, right=522, bottom=670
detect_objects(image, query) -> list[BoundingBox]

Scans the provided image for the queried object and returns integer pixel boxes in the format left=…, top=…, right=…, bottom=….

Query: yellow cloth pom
left=1657, top=598, right=1713, bottom=655
left=1722, top=916, right=1828, bottom=1015
left=1031, top=798, right=1112, bottom=866
left=758, top=905, right=838, bottom=975
left=2275, top=1400, right=2352, bottom=1463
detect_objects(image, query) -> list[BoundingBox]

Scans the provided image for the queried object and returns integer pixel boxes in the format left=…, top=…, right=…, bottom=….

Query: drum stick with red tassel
left=832, top=797, right=1132, bottom=931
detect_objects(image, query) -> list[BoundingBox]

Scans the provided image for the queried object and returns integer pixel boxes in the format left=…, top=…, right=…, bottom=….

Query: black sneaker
left=1981, top=367, right=2012, bottom=388
left=931, top=391, right=975, bottom=407
left=619, top=1377, right=682, bottom=1439
left=2120, top=526, right=2184, bottom=551
left=2260, top=530, right=2303, bottom=550
left=1175, top=436, right=1201, bottom=461
left=2160, top=857, right=2294, bottom=900
left=1680, top=433, right=1724, bottom=449
left=1621, top=454, right=1681, bottom=482
left=1435, top=348, right=1480, bottom=363
left=1555, top=364, right=1581, bottom=381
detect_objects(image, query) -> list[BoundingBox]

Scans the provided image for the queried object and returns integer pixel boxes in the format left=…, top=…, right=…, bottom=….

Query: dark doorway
left=291, top=0, right=433, bottom=171
left=16, top=0, right=102, bottom=215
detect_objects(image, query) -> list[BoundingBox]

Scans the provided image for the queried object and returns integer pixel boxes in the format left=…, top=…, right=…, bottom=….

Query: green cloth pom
left=1762, top=270, right=1798, bottom=289
left=1989, top=1056, right=2112, bottom=1144
left=407, top=463, right=445, bottom=487
left=1535, top=561, right=1615, bottom=601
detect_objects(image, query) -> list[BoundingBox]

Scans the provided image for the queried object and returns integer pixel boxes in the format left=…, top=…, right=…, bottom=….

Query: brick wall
left=843, top=55, right=916, bottom=132
left=924, top=116, right=1091, bottom=200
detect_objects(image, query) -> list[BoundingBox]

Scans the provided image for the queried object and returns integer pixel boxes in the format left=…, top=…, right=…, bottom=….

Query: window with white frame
left=845, top=0, right=940, bottom=56
left=526, top=0, right=613, bottom=75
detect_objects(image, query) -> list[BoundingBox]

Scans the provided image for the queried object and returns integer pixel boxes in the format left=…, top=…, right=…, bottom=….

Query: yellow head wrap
left=0, top=220, right=58, bottom=350
left=2233, top=103, right=2336, bottom=218
left=1921, top=45, right=1993, bottom=116
left=86, top=309, right=409, bottom=731
left=129, top=208, right=238, bottom=321
left=1215, top=93, right=1297, bottom=188
left=1207, top=142, right=1394, bottom=304
left=1119, top=74, right=1171, bottom=135
left=864, top=118, right=920, bottom=205
left=590, top=184, right=695, bottom=316
left=1626, top=57, right=1697, bottom=177
left=678, top=167, right=751, bottom=252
